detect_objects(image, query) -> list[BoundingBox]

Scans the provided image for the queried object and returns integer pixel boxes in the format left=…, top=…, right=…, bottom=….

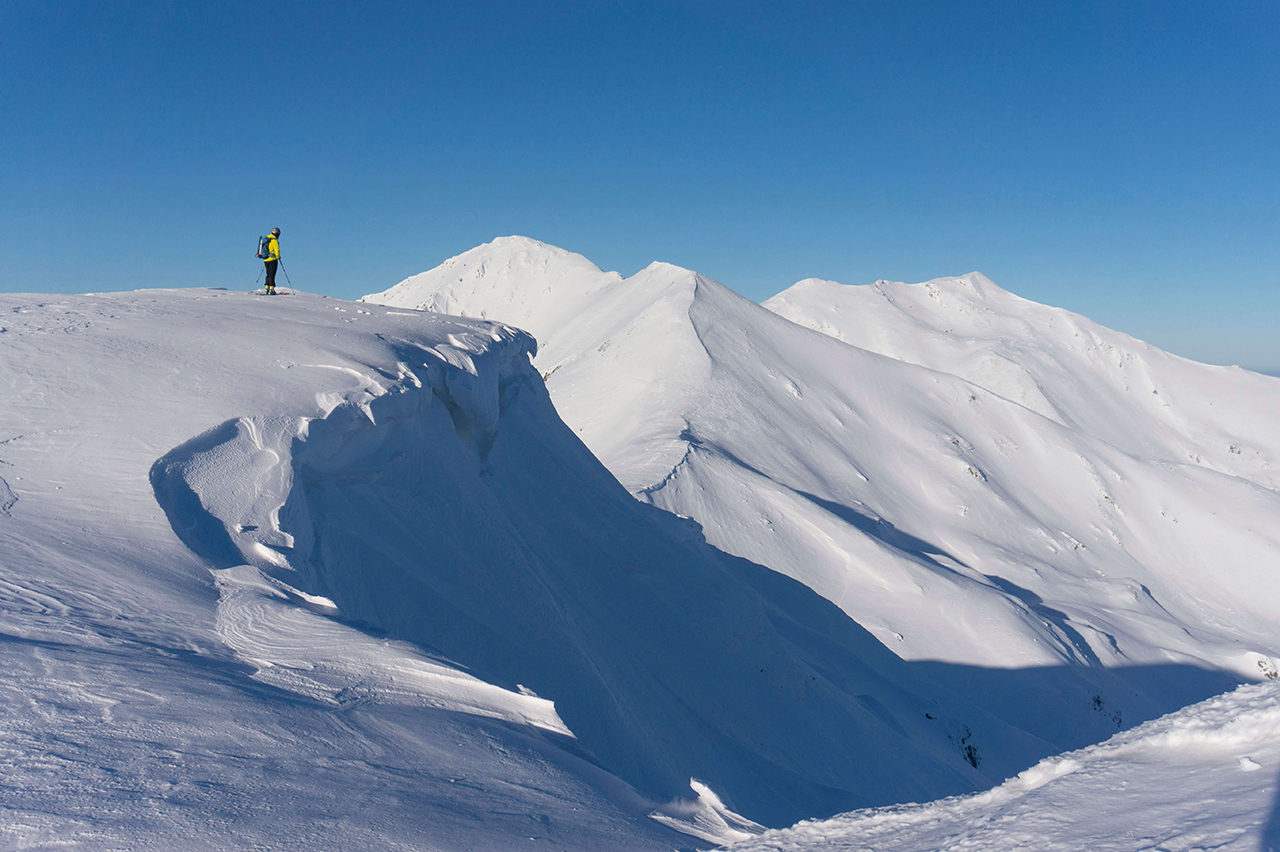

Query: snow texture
left=727, top=680, right=1280, bottom=852
left=363, top=236, right=1280, bottom=849
left=0, top=290, right=697, bottom=851
left=0, top=285, right=1029, bottom=849
left=367, top=238, right=1280, bottom=757
left=3, top=233, right=1278, bottom=851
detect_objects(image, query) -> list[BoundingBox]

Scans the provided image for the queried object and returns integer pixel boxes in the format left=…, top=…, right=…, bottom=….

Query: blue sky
left=3, top=1, right=1277, bottom=369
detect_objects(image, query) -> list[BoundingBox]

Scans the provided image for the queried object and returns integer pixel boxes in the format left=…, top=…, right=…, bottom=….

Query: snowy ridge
left=0, top=290, right=704, bottom=851
left=0, top=286, right=1073, bottom=849
left=378, top=236, right=620, bottom=326
left=766, top=272, right=1280, bottom=485
left=369, top=237, right=714, bottom=490
left=6, top=244, right=1279, bottom=849
left=365, top=239, right=1280, bottom=761
left=146, top=292, right=1053, bottom=827
left=727, top=679, right=1280, bottom=852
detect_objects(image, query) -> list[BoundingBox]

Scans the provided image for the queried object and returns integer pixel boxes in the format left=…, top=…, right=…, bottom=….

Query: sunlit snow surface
left=0, top=285, right=1047, bottom=848
left=0, top=289, right=697, bottom=850
left=366, top=236, right=1280, bottom=849
left=4, top=234, right=1279, bottom=850
left=368, top=238, right=1280, bottom=714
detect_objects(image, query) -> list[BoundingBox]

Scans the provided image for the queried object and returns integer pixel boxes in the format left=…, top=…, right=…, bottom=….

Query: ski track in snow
left=0, top=475, right=16, bottom=516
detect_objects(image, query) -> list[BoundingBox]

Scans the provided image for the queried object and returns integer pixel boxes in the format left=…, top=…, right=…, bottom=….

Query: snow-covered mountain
left=1, top=287, right=1058, bottom=849
left=765, top=272, right=1279, bottom=489
left=366, top=237, right=1280, bottom=759
left=8, top=234, right=1279, bottom=850
left=0, top=291, right=686, bottom=851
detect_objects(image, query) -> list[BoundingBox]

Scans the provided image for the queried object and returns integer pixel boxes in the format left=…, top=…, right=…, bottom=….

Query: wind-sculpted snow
left=2, top=289, right=714, bottom=851
left=146, top=288, right=1052, bottom=828
left=373, top=237, right=712, bottom=490
left=726, top=680, right=1280, bottom=852
left=366, top=237, right=1280, bottom=760
left=209, top=562, right=574, bottom=732
left=7, top=252, right=1278, bottom=850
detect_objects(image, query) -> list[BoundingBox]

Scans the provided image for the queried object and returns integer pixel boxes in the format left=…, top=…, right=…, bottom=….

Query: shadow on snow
left=147, top=352, right=1251, bottom=830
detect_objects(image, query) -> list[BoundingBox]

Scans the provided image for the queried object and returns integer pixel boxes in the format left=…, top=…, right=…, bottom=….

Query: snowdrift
left=365, top=237, right=1280, bottom=759
left=144, top=292, right=1048, bottom=826
left=727, top=679, right=1280, bottom=852
left=0, top=290, right=693, bottom=851
left=0, top=287, right=1043, bottom=849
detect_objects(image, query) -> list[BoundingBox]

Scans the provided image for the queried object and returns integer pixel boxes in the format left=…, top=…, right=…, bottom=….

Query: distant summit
left=765, top=272, right=1280, bottom=473
left=368, top=236, right=616, bottom=324
left=365, top=239, right=725, bottom=489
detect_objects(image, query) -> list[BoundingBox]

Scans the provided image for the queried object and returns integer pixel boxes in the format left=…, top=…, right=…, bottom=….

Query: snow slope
left=0, top=287, right=1056, bottom=848
left=727, top=679, right=1280, bottom=852
left=0, top=290, right=689, bottom=850
left=765, top=273, right=1280, bottom=492
left=365, top=238, right=1280, bottom=759
left=375, top=239, right=706, bottom=489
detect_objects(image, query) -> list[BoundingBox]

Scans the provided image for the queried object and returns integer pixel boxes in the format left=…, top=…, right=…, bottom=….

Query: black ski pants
left=264, top=259, right=278, bottom=290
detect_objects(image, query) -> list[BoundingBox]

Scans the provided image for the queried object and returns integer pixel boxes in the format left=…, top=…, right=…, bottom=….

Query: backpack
left=257, top=235, right=273, bottom=259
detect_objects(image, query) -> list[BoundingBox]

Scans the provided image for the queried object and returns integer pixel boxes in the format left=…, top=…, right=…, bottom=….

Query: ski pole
left=279, top=260, right=293, bottom=286
left=255, top=266, right=264, bottom=284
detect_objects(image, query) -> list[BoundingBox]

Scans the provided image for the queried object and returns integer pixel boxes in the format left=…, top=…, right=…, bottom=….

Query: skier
left=262, top=228, right=281, bottom=294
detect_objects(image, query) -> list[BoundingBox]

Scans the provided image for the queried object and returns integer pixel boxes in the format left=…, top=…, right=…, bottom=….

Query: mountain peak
left=489, top=234, right=553, bottom=249
left=360, top=236, right=610, bottom=316
left=910, top=271, right=1004, bottom=302
left=439, top=235, right=605, bottom=277
left=475, top=234, right=587, bottom=262
left=640, top=259, right=694, bottom=275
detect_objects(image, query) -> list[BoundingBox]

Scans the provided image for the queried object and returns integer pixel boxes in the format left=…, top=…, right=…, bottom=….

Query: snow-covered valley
left=2, top=237, right=1278, bottom=850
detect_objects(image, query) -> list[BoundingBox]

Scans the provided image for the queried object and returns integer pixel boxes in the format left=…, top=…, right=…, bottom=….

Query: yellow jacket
left=263, top=236, right=280, bottom=263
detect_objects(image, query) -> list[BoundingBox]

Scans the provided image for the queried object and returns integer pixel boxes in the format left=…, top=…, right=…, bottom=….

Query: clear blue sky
left=3, top=1, right=1277, bottom=370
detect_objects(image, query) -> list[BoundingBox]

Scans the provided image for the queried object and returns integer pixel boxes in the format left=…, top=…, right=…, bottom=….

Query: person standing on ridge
left=262, top=227, right=281, bottom=294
